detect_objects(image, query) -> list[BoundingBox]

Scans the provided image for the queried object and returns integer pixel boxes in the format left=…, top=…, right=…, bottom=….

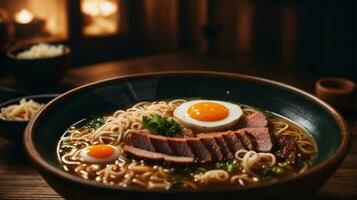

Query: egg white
left=79, top=145, right=120, bottom=164
left=173, top=100, right=243, bottom=132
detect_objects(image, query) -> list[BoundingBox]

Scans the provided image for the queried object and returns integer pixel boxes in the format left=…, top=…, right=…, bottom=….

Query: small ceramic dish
left=315, top=77, right=355, bottom=112
left=6, top=43, right=70, bottom=88
left=0, top=94, right=58, bottom=142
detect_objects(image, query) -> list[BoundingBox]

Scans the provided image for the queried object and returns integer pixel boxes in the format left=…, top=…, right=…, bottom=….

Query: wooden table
left=0, top=53, right=356, bottom=199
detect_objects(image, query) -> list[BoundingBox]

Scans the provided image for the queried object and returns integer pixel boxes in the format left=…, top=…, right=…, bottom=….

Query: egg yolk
left=87, top=145, right=115, bottom=159
left=187, top=102, right=228, bottom=121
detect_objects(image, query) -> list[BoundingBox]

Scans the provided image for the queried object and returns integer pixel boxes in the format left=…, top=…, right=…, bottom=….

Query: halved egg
left=80, top=144, right=120, bottom=164
left=173, top=100, right=242, bottom=132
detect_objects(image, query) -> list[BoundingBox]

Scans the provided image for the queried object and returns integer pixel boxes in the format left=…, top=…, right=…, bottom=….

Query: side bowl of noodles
left=0, top=94, right=58, bottom=142
left=23, top=71, right=350, bottom=200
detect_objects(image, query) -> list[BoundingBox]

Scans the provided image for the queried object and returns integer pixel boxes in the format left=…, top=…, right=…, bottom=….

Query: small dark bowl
left=6, top=44, right=70, bottom=88
left=0, top=94, right=58, bottom=142
left=24, top=72, right=350, bottom=200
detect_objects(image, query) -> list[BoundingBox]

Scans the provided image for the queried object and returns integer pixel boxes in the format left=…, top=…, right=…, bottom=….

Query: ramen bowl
left=0, top=94, right=58, bottom=143
left=24, top=71, right=350, bottom=200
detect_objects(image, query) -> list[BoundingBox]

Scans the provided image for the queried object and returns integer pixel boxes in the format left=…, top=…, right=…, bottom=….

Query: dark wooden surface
left=0, top=53, right=356, bottom=199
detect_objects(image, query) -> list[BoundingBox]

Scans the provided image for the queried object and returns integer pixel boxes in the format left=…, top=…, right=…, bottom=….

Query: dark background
left=0, top=1, right=356, bottom=199
left=0, top=0, right=356, bottom=81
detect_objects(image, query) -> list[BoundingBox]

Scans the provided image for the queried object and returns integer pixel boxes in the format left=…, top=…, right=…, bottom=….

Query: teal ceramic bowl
left=24, top=71, right=350, bottom=200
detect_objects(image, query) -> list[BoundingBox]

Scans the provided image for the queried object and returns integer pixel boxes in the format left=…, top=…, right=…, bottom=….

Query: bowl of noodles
left=6, top=43, right=70, bottom=88
left=0, top=94, right=58, bottom=142
left=23, top=71, right=350, bottom=200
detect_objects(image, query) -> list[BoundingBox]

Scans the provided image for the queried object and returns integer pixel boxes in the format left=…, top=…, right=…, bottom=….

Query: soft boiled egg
left=173, top=100, right=243, bottom=132
left=80, top=144, right=120, bottom=164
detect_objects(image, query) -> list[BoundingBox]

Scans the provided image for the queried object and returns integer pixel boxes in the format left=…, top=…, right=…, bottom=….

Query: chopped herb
left=83, top=117, right=105, bottom=129
left=142, top=115, right=181, bottom=137
left=215, top=162, right=226, bottom=169
left=170, top=174, right=184, bottom=189
left=169, top=166, right=199, bottom=189
left=215, top=160, right=238, bottom=173
left=227, top=162, right=237, bottom=173
left=260, top=166, right=285, bottom=178
left=182, top=165, right=200, bottom=174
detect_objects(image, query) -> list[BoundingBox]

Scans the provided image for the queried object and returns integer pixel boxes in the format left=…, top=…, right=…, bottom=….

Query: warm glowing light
left=81, top=0, right=119, bottom=36
left=14, top=9, right=34, bottom=24
left=82, top=0, right=117, bottom=17
left=100, top=1, right=117, bottom=16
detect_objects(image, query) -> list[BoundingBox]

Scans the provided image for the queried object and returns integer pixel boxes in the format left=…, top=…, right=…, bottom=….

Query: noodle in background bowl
left=23, top=71, right=350, bottom=200
left=0, top=94, right=58, bottom=142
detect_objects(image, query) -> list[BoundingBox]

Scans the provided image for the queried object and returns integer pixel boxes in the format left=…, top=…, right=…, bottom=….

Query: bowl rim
left=23, top=71, right=351, bottom=194
left=0, top=94, right=59, bottom=123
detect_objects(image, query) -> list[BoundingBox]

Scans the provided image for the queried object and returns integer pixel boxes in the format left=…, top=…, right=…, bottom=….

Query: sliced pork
left=237, top=112, right=268, bottom=128
left=198, top=128, right=272, bottom=153
left=239, top=131, right=256, bottom=150
left=169, top=138, right=195, bottom=157
left=128, top=116, right=274, bottom=162
left=199, top=136, right=224, bottom=161
left=130, top=130, right=155, bottom=152
left=214, top=136, right=234, bottom=160
left=223, top=131, right=246, bottom=153
left=149, top=134, right=173, bottom=155
left=243, top=127, right=272, bottom=152
left=187, top=138, right=212, bottom=162
left=276, top=135, right=299, bottom=163
left=123, top=145, right=194, bottom=164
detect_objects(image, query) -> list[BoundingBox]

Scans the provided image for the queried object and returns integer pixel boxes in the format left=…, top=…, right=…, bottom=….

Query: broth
left=57, top=100, right=316, bottom=190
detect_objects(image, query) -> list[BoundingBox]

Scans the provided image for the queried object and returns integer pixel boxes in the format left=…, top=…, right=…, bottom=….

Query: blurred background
left=0, top=0, right=356, bottom=86
left=0, top=2, right=356, bottom=199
